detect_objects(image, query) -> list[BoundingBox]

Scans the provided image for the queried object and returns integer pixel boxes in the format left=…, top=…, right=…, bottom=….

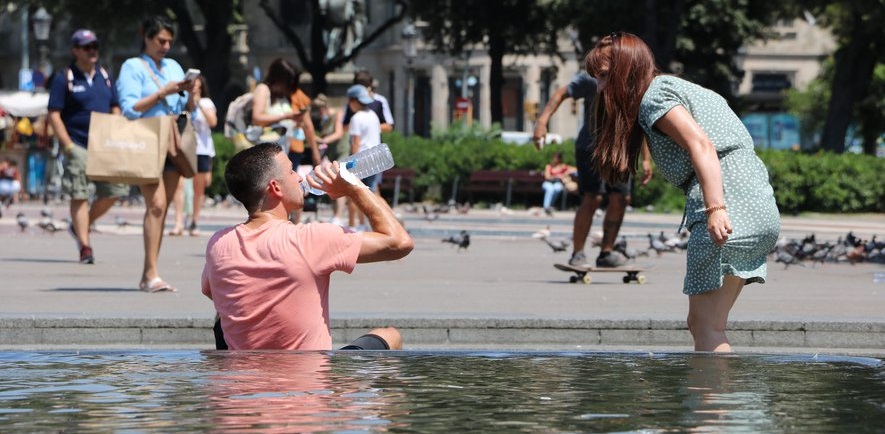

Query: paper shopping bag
left=86, top=112, right=167, bottom=184
left=167, top=113, right=198, bottom=178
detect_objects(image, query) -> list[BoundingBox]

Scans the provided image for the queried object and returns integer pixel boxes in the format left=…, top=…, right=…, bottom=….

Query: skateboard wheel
left=623, top=276, right=631, bottom=284
left=569, top=276, right=578, bottom=283
left=637, top=275, right=647, bottom=284
left=582, top=275, right=592, bottom=284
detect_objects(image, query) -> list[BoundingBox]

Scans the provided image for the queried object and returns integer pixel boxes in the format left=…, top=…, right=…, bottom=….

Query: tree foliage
left=561, top=0, right=787, bottom=104
left=10, top=0, right=243, bottom=119
left=803, top=0, right=884, bottom=153
left=257, top=0, right=408, bottom=94
left=410, top=0, right=561, bottom=124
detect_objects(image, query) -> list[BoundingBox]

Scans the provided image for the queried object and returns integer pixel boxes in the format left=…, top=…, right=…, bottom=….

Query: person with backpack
left=47, top=29, right=129, bottom=264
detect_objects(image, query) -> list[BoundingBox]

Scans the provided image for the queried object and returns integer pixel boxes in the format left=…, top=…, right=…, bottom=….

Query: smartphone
left=184, top=68, right=200, bottom=82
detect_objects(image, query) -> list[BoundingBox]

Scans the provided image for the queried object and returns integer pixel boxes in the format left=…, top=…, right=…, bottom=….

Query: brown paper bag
left=168, top=113, right=198, bottom=178
left=86, top=112, right=167, bottom=184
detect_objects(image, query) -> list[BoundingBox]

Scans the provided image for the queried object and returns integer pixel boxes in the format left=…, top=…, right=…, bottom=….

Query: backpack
left=66, top=65, right=112, bottom=92
left=224, top=92, right=255, bottom=138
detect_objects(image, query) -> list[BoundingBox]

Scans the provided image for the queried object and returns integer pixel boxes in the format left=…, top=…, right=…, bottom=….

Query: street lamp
left=401, top=22, right=417, bottom=136
left=32, top=6, right=52, bottom=87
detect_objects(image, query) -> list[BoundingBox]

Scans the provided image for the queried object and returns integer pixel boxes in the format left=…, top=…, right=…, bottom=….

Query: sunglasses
left=77, top=43, right=99, bottom=51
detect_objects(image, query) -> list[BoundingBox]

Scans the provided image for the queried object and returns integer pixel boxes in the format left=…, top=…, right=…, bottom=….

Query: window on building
left=751, top=72, right=793, bottom=93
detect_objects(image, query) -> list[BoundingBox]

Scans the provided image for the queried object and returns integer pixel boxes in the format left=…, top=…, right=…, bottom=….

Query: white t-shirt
left=348, top=109, right=381, bottom=154
left=193, top=98, right=216, bottom=157
left=373, top=93, right=394, bottom=126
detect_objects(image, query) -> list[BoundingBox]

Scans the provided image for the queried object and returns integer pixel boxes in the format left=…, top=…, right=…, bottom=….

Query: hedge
left=208, top=130, right=884, bottom=214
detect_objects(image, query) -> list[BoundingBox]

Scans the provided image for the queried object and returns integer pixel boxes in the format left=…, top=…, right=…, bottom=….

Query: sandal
left=168, top=228, right=184, bottom=236
left=139, top=277, right=178, bottom=293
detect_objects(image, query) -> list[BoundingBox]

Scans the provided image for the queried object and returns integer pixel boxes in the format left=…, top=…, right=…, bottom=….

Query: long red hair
left=585, top=32, right=659, bottom=183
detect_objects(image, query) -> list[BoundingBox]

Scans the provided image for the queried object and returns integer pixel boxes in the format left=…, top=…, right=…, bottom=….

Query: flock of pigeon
left=13, top=208, right=131, bottom=234
left=11, top=205, right=884, bottom=270
left=533, top=227, right=689, bottom=260
left=533, top=226, right=884, bottom=268
left=772, top=232, right=884, bottom=268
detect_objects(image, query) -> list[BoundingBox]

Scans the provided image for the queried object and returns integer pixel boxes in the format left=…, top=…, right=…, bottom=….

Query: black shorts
left=340, top=334, right=391, bottom=350
left=575, top=141, right=631, bottom=196
left=213, top=318, right=392, bottom=351
left=197, top=155, right=212, bottom=173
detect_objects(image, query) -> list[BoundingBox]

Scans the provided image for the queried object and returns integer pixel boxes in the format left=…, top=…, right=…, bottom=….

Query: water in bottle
left=301, top=143, right=395, bottom=195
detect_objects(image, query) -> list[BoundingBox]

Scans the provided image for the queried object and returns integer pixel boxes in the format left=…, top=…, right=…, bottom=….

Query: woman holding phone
left=116, top=15, right=195, bottom=293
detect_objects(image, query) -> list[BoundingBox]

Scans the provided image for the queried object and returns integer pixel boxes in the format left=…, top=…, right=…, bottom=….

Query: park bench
left=379, top=167, right=416, bottom=207
left=462, top=169, right=545, bottom=207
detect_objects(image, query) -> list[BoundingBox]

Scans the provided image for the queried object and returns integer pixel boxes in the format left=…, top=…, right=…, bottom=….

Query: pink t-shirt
left=201, top=219, right=362, bottom=350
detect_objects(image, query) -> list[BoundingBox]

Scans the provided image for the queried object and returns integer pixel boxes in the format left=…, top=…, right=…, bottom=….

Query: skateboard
left=554, top=263, right=653, bottom=284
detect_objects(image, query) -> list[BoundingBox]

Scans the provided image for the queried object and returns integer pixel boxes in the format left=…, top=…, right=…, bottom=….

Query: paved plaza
left=0, top=200, right=882, bottom=355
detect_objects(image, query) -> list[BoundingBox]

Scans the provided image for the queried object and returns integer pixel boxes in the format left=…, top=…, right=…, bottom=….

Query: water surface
left=0, top=351, right=882, bottom=432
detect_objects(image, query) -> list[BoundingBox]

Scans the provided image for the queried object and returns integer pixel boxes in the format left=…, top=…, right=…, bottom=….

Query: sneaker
left=568, top=251, right=591, bottom=267
left=596, top=251, right=627, bottom=268
left=544, top=207, right=554, bottom=217
left=79, top=246, right=95, bottom=264
left=329, top=217, right=346, bottom=227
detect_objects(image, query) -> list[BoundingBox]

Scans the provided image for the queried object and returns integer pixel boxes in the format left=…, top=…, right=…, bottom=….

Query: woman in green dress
left=585, top=32, right=780, bottom=352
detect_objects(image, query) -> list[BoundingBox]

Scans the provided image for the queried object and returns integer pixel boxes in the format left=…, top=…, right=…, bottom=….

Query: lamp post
left=32, top=6, right=52, bottom=88
left=401, top=23, right=417, bottom=136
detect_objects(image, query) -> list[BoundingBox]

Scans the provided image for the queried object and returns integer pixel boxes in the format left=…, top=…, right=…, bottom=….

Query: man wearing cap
left=48, top=29, right=129, bottom=264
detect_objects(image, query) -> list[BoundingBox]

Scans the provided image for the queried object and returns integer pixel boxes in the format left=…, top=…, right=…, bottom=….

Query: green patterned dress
left=638, top=75, right=780, bottom=295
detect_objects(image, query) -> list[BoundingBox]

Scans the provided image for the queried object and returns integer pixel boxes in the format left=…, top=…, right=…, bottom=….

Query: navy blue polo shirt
left=47, top=63, right=118, bottom=148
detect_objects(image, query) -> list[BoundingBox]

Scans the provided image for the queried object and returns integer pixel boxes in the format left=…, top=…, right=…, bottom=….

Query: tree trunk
left=821, top=10, right=875, bottom=153
left=488, top=36, right=505, bottom=125
left=162, top=0, right=235, bottom=121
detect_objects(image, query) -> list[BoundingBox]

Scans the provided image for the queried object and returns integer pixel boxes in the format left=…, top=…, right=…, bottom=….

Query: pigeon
left=422, top=205, right=440, bottom=222
left=542, top=236, right=570, bottom=253
left=456, top=232, right=470, bottom=251
left=774, top=248, right=805, bottom=269
left=40, top=207, right=53, bottom=219
left=37, top=217, right=59, bottom=233
left=442, top=230, right=470, bottom=251
left=614, top=235, right=643, bottom=261
left=115, top=215, right=130, bottom=229
left=532, top=226, right=552, bottom=239
left=647, top=233, right=672, bottom=256
left=16, top=212, right=29, bottom=232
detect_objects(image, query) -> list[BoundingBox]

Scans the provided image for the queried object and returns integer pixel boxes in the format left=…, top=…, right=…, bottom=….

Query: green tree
left=560, top=0, right=786, bottom=104
left=12, top=0, right=242, bottom=120
left=784, top=58, right=833, bottom=146
left=411, top=0, right=561, bottom=124
left=257, top=0, right=408, bottom=93
left=804, top=0, right=884, bottom=153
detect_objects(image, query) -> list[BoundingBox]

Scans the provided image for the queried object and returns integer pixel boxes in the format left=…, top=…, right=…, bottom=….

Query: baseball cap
left=346, top=85, right=374, bottom=105
left=71, top=29, right=98, bottom=47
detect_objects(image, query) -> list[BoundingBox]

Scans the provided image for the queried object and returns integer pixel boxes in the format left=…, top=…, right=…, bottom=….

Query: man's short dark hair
left=224, top=143, right=283, bottom=214
left=353, top=70, right=373, bottom=88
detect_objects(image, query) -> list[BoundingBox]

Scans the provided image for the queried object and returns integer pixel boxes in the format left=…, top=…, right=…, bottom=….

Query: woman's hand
left=706, top=209, right=733, bottom=246
left=157, top=81, right=180, bottom=98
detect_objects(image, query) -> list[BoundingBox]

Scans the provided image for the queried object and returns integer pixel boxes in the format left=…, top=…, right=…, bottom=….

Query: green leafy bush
left=206, top=132, right=236, bottom=199
left=209, top=127, right=884, bottom=214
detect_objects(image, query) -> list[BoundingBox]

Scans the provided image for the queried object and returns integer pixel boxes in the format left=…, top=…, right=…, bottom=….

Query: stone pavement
left=1, top=200, right=883, bottom=355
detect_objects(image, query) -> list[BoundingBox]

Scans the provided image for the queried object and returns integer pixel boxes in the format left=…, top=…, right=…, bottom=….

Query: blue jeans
left=542, top=181, right=563, bottom=209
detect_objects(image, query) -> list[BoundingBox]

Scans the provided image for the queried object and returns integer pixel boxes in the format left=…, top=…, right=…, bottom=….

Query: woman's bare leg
left=141, top=171, right=180, bottom=283
left=687, top=275, right=745, bottom=352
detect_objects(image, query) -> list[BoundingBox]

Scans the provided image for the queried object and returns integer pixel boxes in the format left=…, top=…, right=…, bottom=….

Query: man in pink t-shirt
left=202, top=143, right=413, bottom=350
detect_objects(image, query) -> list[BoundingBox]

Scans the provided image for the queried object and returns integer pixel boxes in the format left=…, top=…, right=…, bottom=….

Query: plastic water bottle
left=301, top=143, right=395, bottom=195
